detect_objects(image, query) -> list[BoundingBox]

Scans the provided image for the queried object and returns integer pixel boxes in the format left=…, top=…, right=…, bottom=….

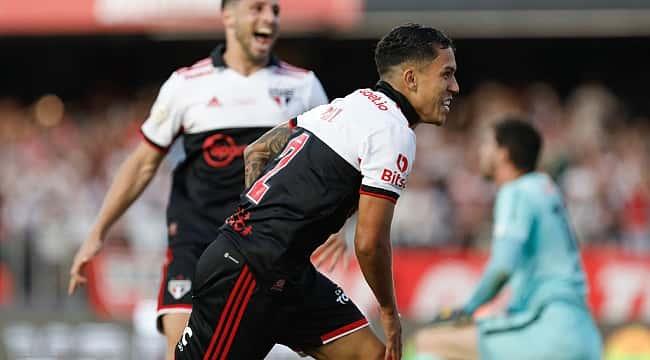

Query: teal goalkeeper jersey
left=464, top=172, right=588, bottom=314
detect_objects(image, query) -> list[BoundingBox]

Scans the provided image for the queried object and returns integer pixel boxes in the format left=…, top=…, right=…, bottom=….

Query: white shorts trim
left=157, top=307, right=193, bottom=316
left=322, top=321, right=369, bottom=345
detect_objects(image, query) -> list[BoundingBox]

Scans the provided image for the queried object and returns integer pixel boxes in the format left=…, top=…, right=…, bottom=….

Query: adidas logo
left=207, top=97, right=220, bottom=107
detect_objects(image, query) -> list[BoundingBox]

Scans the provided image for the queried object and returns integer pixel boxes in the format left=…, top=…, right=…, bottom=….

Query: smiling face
left=222, top=0, right=280, bottom=64
left=409, top=47, right=459, bottom=126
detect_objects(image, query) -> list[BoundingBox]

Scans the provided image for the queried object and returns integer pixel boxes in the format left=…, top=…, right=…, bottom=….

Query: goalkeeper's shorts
left=478, top=301, right=602, bottom=360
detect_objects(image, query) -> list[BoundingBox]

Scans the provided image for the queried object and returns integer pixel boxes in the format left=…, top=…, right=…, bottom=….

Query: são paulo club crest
left=168, top=278, right=192, bottom=300
left=269, top=88, right=295, bottom=106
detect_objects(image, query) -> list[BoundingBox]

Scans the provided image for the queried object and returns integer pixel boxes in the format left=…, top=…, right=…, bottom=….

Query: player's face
left=479, top=130, right=498, bottom=179
left=411, top=47, right=459, bottom=126
left=226, top=0, right=280, bottom=64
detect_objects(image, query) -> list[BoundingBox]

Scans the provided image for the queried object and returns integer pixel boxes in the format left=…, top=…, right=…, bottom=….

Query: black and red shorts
left=175, top=234, right=368, bottom=359
left=156, top=242, right=208, bottom=333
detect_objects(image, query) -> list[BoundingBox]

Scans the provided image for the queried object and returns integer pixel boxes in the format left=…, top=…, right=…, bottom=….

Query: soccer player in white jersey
left=411, top=119, right=602, bottom=360
left=68, top=1, right=328, bottom=359
left=174, top=24, right=459, bottom=360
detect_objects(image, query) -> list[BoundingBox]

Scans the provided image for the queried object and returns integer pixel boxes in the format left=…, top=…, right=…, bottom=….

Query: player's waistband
left=510, top=289, right=588, bottom=315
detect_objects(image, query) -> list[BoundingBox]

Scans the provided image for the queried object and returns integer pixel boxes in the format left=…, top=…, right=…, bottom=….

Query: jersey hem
left=140, top=129, right=170, bottom=153
left=156, top=306, right=193, bottom=335
left=359, top=185, right=399, bottom=203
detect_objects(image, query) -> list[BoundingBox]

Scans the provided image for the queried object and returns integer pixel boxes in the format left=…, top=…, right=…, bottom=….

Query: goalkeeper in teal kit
left=411, top=119, right=602, bottom=360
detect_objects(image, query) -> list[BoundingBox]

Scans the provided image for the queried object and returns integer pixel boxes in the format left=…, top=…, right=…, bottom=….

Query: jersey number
left=246, top=133, right=310, bottom=204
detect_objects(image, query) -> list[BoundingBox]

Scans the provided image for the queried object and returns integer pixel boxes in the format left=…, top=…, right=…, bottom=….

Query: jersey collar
left=374, top=80, right=420, bottom=126
left=210, top=44, right=280, bottom=68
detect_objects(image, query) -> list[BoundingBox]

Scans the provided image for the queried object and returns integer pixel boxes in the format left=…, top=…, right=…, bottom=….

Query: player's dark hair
left=221, top=0, right=239, bottom=10
left=374, top=23, right=454, bottom=77
left=494, top=118, right=542, bottom=173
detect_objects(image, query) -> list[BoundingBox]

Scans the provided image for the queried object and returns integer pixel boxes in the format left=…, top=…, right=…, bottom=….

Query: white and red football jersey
left=295, top=86, right=416, bottom=202
left=140, top=46, right=328, bottom=245
left=224, top=80, right=417, bottom=276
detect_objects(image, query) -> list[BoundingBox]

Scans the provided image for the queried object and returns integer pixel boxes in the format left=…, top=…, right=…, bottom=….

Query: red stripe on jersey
left=176, top=58, right=214, bottom=79
left=320, top=319, right=369, bottom=344
left=203, top=266, right=250, bottom=360
left=218, top=277, right=257, bottom=360
left=279, top=61, right=309, bottom=73
left=288, top=118, right=297, bottom=130
left=177, top=58, right=211, bottom=72
left=359, top=190, right=397, bottom=204
left=209, top=272, right=254, bottom=360
left=193, top=58, right=212, bottom=67
left=184, top=69, right=215, bottom=79
left=157, top=248, right=173, bottom=310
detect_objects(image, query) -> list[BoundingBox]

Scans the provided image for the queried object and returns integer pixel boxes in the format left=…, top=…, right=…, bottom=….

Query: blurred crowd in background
left=2, top=0, right=650, bottom=357
left=1, top=79, right=649, bottom=308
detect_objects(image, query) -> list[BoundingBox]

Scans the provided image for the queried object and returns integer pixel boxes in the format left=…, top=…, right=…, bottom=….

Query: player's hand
left=312, top=230, right=349, bottom=272
left=428, top=307, right=473, bottom=327
left=379, top=307, right=402, bottom=360
left=68, top=234, right=103, bottom=295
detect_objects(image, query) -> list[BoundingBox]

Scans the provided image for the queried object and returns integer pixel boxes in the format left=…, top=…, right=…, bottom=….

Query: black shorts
left=156, top=242, right=209, bottom=333
left=175, top=234, right=368, bottom=359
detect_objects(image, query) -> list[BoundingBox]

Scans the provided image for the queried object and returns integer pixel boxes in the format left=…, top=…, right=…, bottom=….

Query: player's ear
left=221, top=5, right=235, bottom=28
left=402, top=66, right=417, bottom=93
left=496, top=146, right=509, bottom=164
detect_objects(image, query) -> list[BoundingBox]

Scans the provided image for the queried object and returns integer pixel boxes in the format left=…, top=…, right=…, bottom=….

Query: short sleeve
left=304, top=72, right=329, bottom=110
left=140, top=72, right=185, bottom=152
left=359, top=126, right=415, bottom=203
left=493, top=186, right=535, bottom=243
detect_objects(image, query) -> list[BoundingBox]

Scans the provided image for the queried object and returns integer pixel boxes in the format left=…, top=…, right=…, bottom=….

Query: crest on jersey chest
left=269, top=87, right=295, bottom=106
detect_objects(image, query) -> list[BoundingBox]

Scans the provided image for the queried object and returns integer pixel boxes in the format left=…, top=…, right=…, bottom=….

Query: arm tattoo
left=244, top=152, right=269, bottom=188
left=244, top=123, right=292, bottom=187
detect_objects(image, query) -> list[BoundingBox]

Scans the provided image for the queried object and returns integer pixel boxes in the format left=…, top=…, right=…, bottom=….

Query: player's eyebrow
left=441, top=65, right=456, bottom=74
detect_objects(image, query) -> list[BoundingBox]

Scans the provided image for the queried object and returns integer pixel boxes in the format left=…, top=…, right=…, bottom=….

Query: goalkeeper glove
left=428, top=307, right=473, bottom=326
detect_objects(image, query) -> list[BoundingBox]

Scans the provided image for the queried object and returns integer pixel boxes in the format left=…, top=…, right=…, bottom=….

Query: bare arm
left=243, top=122, right=292, bottom=187
left=354, top=194, right=402, bottom=359
left=355, top=194, right=397, bottom=311
left=69, top=141, right=165, bottom=294
left=312, top=228, right=348, bottom=272
left=92, top=141, right=165, bottom=238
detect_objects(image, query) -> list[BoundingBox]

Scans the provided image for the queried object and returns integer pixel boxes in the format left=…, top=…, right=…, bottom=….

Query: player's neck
left=375, top=79, right=421, bottom=127
left=495, top=163, right=524, bottom=187
left=223, top=42, right=268, bottom=76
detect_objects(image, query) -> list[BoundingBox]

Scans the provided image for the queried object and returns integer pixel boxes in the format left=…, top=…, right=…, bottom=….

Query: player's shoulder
left=346, top=88, right=414, bottom=135
left=517, top=172, right=555, bottom=194
left=270, top=59, right=318, bottom=82
left=274, top=60, right=312, bottom=75
left=499, top=172, right=551, bottom=204
left=156, top=57, right=218, bottom=97
left=348, top=88, right=402, bottom=116
left=172, top=57, right=216, bottom=82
